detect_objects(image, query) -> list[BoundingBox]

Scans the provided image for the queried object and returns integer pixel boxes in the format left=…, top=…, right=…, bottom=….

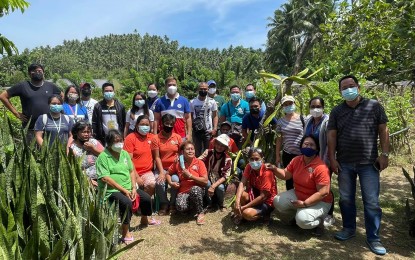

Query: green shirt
left=96, top=149, right=134, bottom=200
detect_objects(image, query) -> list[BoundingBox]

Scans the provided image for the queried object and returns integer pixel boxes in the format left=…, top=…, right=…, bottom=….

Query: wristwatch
left=381, top=152, right=389, bottom=157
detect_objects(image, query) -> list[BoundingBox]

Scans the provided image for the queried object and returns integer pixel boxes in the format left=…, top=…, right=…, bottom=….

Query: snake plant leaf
left=106, top=239, right=144, bottom=260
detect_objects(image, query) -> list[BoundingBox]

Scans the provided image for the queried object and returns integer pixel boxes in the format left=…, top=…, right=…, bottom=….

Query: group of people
left=0, top=64, right=389, bottom=255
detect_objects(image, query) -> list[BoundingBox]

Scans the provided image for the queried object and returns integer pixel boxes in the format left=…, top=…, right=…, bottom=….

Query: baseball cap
left=207, top=80, right=216, bottom=86
left=281, top=95, right=295, bottom=105
left=220, top=121, right=231, bottom=128
left=79, top=82, right=91, bottom=89
left=215, top=134, right=230, bottom=147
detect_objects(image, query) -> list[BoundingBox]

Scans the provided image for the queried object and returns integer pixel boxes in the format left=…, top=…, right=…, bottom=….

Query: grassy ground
left=120, top=162, right=415, bottom=260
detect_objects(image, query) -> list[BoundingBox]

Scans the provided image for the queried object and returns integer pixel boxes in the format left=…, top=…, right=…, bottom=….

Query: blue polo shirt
left=220, top=100, right=250, bottom=124
left=242, top=110, right=277, bottom=141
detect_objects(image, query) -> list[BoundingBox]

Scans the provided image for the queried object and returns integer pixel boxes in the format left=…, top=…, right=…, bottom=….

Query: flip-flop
left=196, top=214, right=205, bottom=225
left=149, top=218, right=161, bottom=226
left=120, top=236, right=134, bottom=245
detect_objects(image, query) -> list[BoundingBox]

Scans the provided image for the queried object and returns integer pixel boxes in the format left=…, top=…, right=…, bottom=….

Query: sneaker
left=366, top=240, right=387, bottom=255
left=334, top=229, right=356, bottom=241
left=323, top=215, right=335, bottom=227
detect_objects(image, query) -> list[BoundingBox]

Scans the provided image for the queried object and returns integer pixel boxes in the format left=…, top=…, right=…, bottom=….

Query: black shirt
left=7, top=81, right=61, bottom=129
left=327, top=97, right=388, bottom=164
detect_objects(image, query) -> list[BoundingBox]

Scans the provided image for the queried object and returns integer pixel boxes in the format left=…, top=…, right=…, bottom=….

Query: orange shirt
left=208, top=136, right=239, bottom=154
left=151, top=132, right=182, bottom=170
left=286, top=155, right=333, bottom=203
left=243, top=164, right=278, bottom=207
left=168, top=157, right=207, bottom=194
left=123, top=132, right=154, bottom=175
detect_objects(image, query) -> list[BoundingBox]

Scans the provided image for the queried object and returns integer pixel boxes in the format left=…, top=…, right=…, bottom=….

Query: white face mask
left=310, top=108, right=323, bottom=118
left=147, top=90, right=157, bottom=98
left=208, top=88, right=216, bottom=95
left=167, top=86, right=177, bottom=95
left=111, top=142, right=124, bottom=153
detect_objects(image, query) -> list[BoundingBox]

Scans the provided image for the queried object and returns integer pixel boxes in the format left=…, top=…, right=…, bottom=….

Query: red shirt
left=151, top=132, right=182, bottom=169
left=286, top=155, right=333, bottom=203
left=243, top=164, right=278, bottom=207
left=168, top=157, right=207, bottom=194
left=123, top=132, right=154, bottom=175
left=208, top=136, right=239, bottom=154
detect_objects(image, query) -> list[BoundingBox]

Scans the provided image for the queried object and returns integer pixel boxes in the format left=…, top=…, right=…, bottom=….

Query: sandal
left=149, top=218, right=162, bottom=226
left=196, top=214, right=205, bottom=225
left=120, top=236, right=134, bottom=245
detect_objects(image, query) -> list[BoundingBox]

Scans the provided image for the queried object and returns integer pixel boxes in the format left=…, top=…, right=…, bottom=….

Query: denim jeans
left=170, top=175, right=180, bottom=207
left=338, top=163, right=382, bottom=242
left=154, top=169, right=169, bottom=207
left=205, top=180, right=225, bottom=208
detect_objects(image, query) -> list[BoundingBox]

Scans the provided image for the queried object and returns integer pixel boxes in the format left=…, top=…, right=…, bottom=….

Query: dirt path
left=121, top=165, right=415, bottom=260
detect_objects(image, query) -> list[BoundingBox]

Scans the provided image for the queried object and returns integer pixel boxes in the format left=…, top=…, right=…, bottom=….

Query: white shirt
left=190, top=97, right=217, bottom=131
left=81, top=98, right=98, bottom=124
left=126, top=109, right=154, bottom=131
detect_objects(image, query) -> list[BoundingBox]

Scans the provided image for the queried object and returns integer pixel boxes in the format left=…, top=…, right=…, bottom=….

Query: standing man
left=92, top=82, right=126, bottom=146
left=328, top=75, right=389, bottom=256
left=0, top=63, right=62, bottom=142
left=154, top=77, right=192, bottom=140
left=244, top=84, right=266, bottom=113
left=207, top=80, right=226, bottom=110
left=190, top=82, right=218, bottom=156
left=219, top=85, right=250, bottom=148
left=79, top=82, right=97, bottom=124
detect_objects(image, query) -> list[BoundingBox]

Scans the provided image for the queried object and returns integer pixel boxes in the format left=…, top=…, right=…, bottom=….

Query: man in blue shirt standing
left=219, top=85, right=249, bottom=148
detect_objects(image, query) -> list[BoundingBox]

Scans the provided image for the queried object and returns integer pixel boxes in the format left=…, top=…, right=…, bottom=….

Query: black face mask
left=199, top=90, right=208, bottom=97
left=251, top=108, right=260, bottom=115
left=31, top=72, right=43, bottom=82
left=163, top=125, right=174, bottom=133
left=81, top=89, right=92, bottom=97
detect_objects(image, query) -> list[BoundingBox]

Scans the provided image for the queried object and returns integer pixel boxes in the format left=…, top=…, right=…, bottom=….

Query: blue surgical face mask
left=341, top=87, right=359, bottom=101
left=50, top=104, right=63, bottom=113
left=134, top=100, right=145, bottom=108
left=245, top=91, right=255, bottom=99
left=249, top=161, right=262, bottom=170
left=138, top=125, right=150, bottom=135
left=283, top=104, right=296, bottom=114
left=231, top=93, right=241, bottom=102
left=300, top=147, right=318, bottom=157
left=104, top=91, right=115, bottom=101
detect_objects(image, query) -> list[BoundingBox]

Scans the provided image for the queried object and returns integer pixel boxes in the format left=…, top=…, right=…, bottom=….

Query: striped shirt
left=276, top=116, right=304, bottom=155
left=327, top=98, right=388, bottom=164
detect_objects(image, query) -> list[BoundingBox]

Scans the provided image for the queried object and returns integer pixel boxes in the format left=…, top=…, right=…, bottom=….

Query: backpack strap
left=300, top=114, right=305, bottom=128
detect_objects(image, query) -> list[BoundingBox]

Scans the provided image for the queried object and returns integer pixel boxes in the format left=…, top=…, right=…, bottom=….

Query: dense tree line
left=0, top=32, right=264, bottom=100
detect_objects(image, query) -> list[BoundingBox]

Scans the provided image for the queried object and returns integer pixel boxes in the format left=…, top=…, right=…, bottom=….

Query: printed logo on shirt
left=192, top=165, right=199, bottom=171
left=177, top=104, right=182, bottom=109
left=148, top=140, right=152, bottom=144
left=237, top=107, right=243, bottom=114
left=170, top=140, right=178, bottom=145
left=308, top=167, right=314, bottom=173
left=124, top=158, right=128, bottom=165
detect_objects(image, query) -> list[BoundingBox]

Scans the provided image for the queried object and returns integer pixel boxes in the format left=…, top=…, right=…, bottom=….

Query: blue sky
left=1, top=0, right=284, bottom=52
